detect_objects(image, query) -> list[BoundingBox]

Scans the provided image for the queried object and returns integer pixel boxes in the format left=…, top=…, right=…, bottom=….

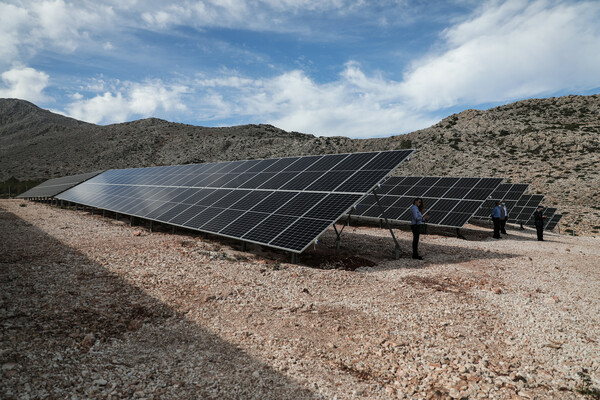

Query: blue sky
left=1, top=0, right=599, bottom=138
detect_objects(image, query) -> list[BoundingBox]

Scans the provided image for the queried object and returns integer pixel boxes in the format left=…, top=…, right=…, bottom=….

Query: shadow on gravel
left=305, top=227, right=521, bottom=270
left=0, top=206, right=322, bottom=399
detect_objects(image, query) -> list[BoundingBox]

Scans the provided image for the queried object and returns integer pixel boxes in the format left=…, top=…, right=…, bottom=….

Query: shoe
left=412, top=255, right=423, bottom=260
left=493, top=236, right=500, bottom=239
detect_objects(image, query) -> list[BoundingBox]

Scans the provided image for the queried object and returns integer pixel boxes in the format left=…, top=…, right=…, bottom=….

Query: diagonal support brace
left=372, top=188, right=401, bottom=260
left=333, top=207, right=353, bottom=249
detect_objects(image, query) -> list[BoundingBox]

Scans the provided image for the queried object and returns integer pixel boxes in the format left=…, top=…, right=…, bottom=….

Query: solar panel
left=507, top=195, right=544, bottom=223
left=17, top=171, right=104, bottom=199
left=353, top=176, right=503, bottom=228
left=472, top=183, right=529, bottom=219
left=544, top=214, right=562, bottom=231
left=525, top=207, right=557, bottom=228
left=56, top=150, right=413, bottom=253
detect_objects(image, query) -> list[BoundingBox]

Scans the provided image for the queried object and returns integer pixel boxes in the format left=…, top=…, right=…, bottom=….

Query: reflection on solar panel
left=472, top=183, right=529, bottom=219
left=17, top=171, right=104, bottom=199
left=544, top=214, right=562, bottom=231
left=353, top=176, right=503, bottom=228
left=507, top=195, right=544, bottom=223
left=56, top=150, right=413, bottom=253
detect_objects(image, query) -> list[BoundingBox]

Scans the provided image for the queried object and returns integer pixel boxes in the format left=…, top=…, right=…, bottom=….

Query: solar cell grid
left=306, top=170, right=355, bottom=192
left=242, top=214, right=298, bottom=244
left=276, top=192, right=327, bottom=217
left=335, top=170, right=388, bottom=192
left=220, top=211, right=269, bottom=237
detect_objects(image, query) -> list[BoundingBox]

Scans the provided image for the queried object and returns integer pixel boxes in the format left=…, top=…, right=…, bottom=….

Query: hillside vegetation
left=1, top=95, right=598, bottom=234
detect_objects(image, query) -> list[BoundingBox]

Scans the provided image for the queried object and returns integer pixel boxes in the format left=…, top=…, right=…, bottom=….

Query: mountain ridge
left=1, top=95, right=598, bottom=234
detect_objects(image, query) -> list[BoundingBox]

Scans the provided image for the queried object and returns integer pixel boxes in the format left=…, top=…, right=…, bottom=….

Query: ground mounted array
left=352, top=176, right=503, bottom=228
left=55, top=150, right=413, bottom=254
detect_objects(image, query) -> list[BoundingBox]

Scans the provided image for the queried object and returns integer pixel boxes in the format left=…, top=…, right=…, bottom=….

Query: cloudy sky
left=1, top=0, right=599, bottom=138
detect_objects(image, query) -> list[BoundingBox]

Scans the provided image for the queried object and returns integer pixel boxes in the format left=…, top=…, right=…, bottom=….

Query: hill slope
left=1, top=95, right=598, bottom=234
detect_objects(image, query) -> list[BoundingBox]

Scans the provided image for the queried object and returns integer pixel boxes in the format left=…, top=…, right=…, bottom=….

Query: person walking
left=491, top=201, right=502, bottom=239
left=410, top=198, right=429, bottom=260
left=500, top=201, right=508, bottom=235
left=533, top=205, right=546, bottom=241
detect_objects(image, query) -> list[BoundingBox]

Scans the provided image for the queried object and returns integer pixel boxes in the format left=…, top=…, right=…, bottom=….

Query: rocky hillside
left=1, top=95, right=598, bottom=234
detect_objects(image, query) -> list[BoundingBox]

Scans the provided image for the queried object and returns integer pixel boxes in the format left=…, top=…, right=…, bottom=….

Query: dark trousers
left=536, top=223, right=544, bottom=241
left=410, top=224, right=420, bottom=257
left=492, top=217, right=501, bottom=238
left=500, top=218, right=507, bottom=234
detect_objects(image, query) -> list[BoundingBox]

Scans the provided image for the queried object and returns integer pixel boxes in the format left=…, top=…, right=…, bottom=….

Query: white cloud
left=399, top=0, right=600, bottom=109
left=192, top=65, right=436, bottom=137
left=0, top=0, right=115, bottom=67
left=0, top=66, right=50, bottom=102
left=65, top=80, right=189, bottom=124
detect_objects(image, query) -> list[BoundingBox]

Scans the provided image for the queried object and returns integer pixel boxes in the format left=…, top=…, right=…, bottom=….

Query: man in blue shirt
left=491, top=201, right=502, bottom=239
left=410, top=198, right=429, bottom=260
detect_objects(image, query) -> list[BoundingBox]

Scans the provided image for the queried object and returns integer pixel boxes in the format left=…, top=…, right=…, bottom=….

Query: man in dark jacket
left=533, top=205, right=546, bottom=241
left=491, top=201, right=502, bottom=239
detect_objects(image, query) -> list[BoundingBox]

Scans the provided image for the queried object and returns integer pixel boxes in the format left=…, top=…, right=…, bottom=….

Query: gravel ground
left=1, top=199, right=599, bottom=400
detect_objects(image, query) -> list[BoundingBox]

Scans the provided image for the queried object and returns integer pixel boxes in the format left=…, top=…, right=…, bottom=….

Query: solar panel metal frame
left=56, top=150, right=414, bottom=254
left=351, top=176, right=503, bottom=228
left=471, top=183, right=529, bottom=220
left=16, top=170, right=105, bottom=199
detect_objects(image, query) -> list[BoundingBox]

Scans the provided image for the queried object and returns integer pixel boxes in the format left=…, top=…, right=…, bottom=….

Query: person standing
left=533, top=205, right=546, bottom=241
left=500, top=201, right=508, bottom=235
left=410, top=198, right=429, bottom=260
left=491, top=201, right=502, bottom=239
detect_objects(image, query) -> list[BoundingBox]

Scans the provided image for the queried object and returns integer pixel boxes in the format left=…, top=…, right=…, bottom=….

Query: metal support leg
left=242, top=242, right=247, bottom=251
left=291, top=253, right=298, bottom=263
left=456, top=228, right=466, bottom=240
left=372, top=188, right=401, bottom=260
left=519, top=222, right=524, bottom=230
left=102, top=210, right=105, bottom=218
left=172, top=226, right=176, bottom=234
left=333, top=208, right=353, bottom=250
left=333, top=225, right=341, bottom=249
left=130, top=216, right=135, bottom=226
left=150, top=221, right=154, bottom=232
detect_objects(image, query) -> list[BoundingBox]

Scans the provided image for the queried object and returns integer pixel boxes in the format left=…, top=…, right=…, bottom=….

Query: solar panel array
left=544, top=214, right=562, bottom=231
left=353, top=176, right=503, bottom=228
left=525, top=207, right=557, bottom=228
left=17, top=171, right=104, bottom=199
left=507, top=194, right=544, bottom=223
left=472, top=183, right=529, bottom=219
left=56, top=150, right=413, bottom=253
